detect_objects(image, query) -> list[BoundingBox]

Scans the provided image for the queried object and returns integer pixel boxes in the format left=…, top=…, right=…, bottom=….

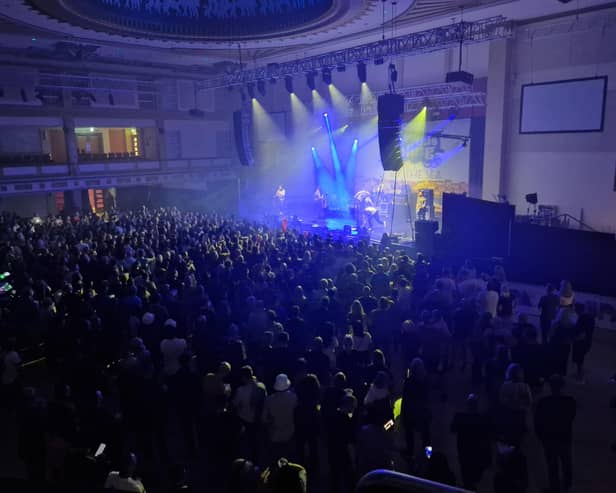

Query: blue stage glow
left=405, top=113, right=456, bottom=154
left=425, top=142, right=466, bottom=168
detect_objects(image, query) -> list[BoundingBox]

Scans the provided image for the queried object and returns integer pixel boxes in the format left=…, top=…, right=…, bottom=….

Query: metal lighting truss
left=203, top=16, right=513, bottom=89
left=347, top=82, right=486, bottom=115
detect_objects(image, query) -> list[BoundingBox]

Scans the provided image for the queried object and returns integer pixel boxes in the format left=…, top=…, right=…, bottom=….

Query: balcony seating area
left=78, top=151, right=144, bottom=161
left=0, top=153, right=54, bottom=164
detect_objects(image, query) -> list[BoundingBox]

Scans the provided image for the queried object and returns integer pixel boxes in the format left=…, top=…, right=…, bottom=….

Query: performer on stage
left=353, top=190, right=383, bottom=230
left=274, top=184, right=286, bottom=213
left=314, top=186, right=327, bottom=217
left=416, top=190, right=428, bottom=221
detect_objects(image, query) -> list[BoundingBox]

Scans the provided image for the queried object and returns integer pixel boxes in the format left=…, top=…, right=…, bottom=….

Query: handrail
left=555, top=213, right=597, bottom=232
left=356, top=470, right=471, bottom=493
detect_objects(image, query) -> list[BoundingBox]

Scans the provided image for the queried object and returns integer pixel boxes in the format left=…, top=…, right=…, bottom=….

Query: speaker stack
left=377, top=93, right=405, bottom=172
left=233, top=109, right=255, bottom=167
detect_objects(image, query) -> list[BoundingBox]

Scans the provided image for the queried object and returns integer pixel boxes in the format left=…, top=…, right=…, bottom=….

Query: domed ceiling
left=20, top=0, right=417, bottom=46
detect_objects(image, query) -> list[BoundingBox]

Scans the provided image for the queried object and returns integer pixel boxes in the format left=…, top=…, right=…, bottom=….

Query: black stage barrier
left=437, top=193, right=616, bottom=296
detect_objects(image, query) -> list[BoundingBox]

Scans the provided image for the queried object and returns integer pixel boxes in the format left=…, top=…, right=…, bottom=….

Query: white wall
left=500, top=12, right=616, bottom=232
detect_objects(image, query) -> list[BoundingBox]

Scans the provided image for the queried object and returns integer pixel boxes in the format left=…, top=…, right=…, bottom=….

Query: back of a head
left=333, top=371, right=347, bottom=389
left=218, top=361, right=232, bottom=377
left=239, top=365, right=254, bottom=383
left=466, top=393, right=479, bottom=413
left=505, top=363, right=523, bottom=383
left=373, top=370, right=389, bottom=390
left=276, top=331, right=290, bottom=346
left=378, top=296, right=389, bottom=309
left=548, top=374, right=565, bottom=394
left=409, top=357, right=426, bottom=380
left=119, top=452, right=137, bottom=478
left=266, top=459, right=307, bottom=493
left=372, top=349, right=385, bottom=367
left=312, top=336, right=324, bottom=352
left=339, top=393, right=358, bottom=414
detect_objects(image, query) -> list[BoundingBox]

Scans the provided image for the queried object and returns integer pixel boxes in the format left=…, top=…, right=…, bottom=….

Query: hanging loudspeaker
left=233, top=110, right=255, bottom=167
left=377, top=93, right=404, bottom=172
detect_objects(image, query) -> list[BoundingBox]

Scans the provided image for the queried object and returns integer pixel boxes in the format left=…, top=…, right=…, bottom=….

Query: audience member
left=534, top=374, right=576, bottom=493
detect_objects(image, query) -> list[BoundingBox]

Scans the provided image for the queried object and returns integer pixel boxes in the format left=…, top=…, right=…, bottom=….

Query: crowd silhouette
left=0, top=207, right=599, bottom=493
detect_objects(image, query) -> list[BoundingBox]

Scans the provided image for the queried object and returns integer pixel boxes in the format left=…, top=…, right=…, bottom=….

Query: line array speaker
left=377, top=93, right=404, bottom=171
left=233, top=109, right=255, bottom=167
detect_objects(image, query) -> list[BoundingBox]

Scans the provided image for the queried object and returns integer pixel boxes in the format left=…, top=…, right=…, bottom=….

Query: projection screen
left=520, top=76, right=607, bottom=134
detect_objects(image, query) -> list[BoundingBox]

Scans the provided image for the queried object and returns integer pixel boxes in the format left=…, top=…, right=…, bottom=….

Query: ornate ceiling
left=1, top=0, right=611, bottom=73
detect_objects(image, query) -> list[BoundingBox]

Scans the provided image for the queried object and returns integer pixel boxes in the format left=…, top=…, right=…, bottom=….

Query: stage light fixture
left=285, top=75, right=294, bottom=94
left=357, top=62, right=367, bottom=84
left=269, top=77, right=277, bottom=85
left=322, top=67, right=332, bottom=86
left=257, top=80, right=266, bottom=97
left=336, top=64, right=346, bottom=72
left=247, top=83, right=255, bottom=100
left=374, top=57, right=384, bottom=65
left=323, top=113, right=328, bottom=118
left=306, top=71, right=316, bottom=91
left=389, top=63, right=398, bottom=83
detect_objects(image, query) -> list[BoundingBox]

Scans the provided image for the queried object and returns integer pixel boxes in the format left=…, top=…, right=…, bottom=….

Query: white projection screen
left=520, top=76, right=607, bottom=134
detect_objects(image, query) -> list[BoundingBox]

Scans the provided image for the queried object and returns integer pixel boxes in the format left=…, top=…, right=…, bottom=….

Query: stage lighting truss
left=347, top=82, right=487, bottom=116
left=205, top=16, right=513, bottom=89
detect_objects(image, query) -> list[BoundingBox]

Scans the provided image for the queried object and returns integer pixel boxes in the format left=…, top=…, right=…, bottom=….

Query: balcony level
left=0, top=156, right=235, bottom=196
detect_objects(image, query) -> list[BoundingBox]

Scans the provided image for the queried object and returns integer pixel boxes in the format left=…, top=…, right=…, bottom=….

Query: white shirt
left=1, top=350, right=21, bottom=385
left=104, top=472, right=146, bottom=493
left=353, top=332, right=373, bottom=352
left=160, top=337, right=187, bottom=376
left=480, top=290, right=499, bottom=318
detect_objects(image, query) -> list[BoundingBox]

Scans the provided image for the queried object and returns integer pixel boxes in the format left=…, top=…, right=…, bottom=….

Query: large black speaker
left=377, top=93, right=404, bottom=171
left=233, top=110, right=255, bottom=167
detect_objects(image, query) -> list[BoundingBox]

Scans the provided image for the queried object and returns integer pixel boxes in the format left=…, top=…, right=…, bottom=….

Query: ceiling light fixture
left=306, top=71, right=316, bottom=91
left=322, top=67, right=332, bottom=85
left=257, top=79, right=266, bottom=97
left=357, top=62, right=367, bottom=84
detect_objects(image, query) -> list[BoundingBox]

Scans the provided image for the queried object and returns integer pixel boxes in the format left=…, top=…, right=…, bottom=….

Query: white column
left=482, top=38, right=511, bottom=201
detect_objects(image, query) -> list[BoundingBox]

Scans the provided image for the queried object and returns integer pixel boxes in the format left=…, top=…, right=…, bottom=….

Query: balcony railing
left=0, top=157, right=233, bottom=181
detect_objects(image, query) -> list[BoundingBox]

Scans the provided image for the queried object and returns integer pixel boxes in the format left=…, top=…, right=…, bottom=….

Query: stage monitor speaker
left=377, top=93, right=404, bottom=172
left=233, top=110, right=255, bottom=167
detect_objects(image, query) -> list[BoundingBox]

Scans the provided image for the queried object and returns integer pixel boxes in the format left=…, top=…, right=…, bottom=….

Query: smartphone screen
left=424, top=446, right=433, bottom=459
left=94, top=443, right=106, bottom=457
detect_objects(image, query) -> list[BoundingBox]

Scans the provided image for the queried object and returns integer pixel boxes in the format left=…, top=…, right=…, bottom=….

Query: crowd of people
left=0, top=207, right=602, bottom=493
